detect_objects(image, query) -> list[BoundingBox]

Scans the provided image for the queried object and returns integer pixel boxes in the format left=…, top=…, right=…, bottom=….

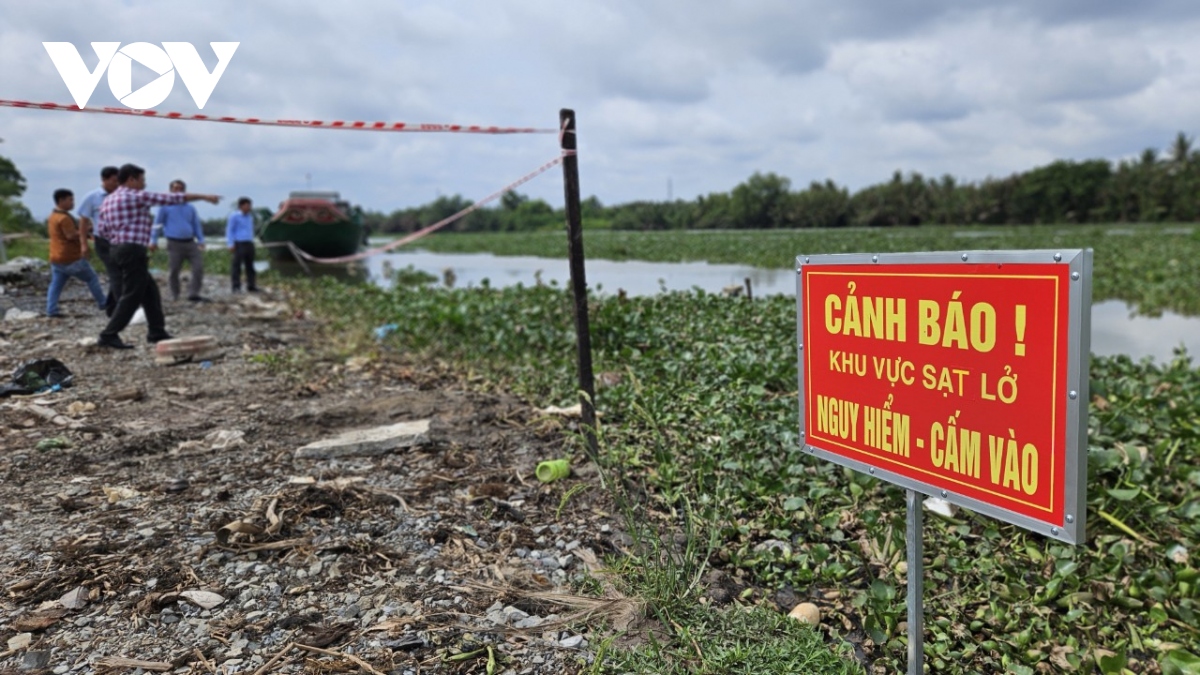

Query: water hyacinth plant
left=291, top=226, right=1200, bottom=674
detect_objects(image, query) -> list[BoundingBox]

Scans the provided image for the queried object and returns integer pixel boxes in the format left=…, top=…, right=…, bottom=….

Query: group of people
left=45, top=164, right=261, bottom=349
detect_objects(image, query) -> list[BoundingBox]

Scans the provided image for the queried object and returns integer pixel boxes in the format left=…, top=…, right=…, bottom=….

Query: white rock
left=502, top=606, right=530, bottom=622
left=180, top=590, right=226, bottom=609
left=0, top=256, right=45, bottom=270
left=295, top=420, right=431, bottom=459
left=102, top=486, right=140, bottom=503
left=559, top=634, right=586, bottom=649
left=514, top=616, right=544, bottom=629
left=59, top=586, right=88, bottom=610
left=205, top=429, right=245, bottom=450
left=7, top=632, right=32, bottom=650
left=4, top=308, right=39, bottom=322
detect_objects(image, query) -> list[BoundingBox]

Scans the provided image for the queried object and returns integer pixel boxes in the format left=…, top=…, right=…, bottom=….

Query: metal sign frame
left=796, top=249, right=1091, bottom=543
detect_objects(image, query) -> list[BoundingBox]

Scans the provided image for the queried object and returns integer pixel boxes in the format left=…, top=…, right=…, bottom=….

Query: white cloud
left=3, top=0, right=1200, bottom=222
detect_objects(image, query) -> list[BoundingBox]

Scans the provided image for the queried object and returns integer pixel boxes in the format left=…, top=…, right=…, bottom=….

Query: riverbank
left=287, top=270, right=1200, bottom=675
left=0, top=262, right=626, bottom=674
left=9, top=242, right=1198, bottom=674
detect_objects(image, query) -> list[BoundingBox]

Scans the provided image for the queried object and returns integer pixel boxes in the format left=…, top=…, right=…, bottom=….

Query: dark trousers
left=93, top=236, right=121, bottom=313
left=100, top=243, right=167, bottom=339
left=231, top=241, right=257, bottom=290
left=166, top=238, right=204, bottom=299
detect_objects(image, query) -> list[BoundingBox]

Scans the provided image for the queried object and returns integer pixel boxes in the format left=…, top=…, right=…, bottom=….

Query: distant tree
left=1170, top=132, right=1193, bottom=166
left=692, top=192, right=733, bottom=229
left=0, top=154, right=25, bottom=198
left=501, top=191, right=528, bottom=211
left=850, top=171, right=931, bottom=227
left=1102, top=160, right=1140, bottom=222
left=0, top=150, right=36, bottom=235
left=729, top=172, right=791, bottom=228
left=502, top=198, right=556, bottom=231
left=581, top=195, right=604, bottom=218
left=786, top=180, right=851, bottom=228
left=423, top=195, right=474, bottom=231
left=611, top=201, right=674, bottom=230
left=1134, top=147, right=1170, bottom=221
left=1009, top=160, right=1111, bottom=223
left=928, top=174, right=965, bottom=224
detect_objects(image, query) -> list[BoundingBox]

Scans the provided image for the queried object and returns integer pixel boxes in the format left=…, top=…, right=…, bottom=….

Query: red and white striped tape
left=2, top=96, right=576, bottom=263
left=272, top=151, right=574, bottom=265
left=0, top=98, right=557, bottom=134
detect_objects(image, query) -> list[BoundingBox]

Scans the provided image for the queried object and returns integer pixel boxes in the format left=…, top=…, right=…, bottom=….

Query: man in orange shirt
left=46, top=189, right=107, bottom=318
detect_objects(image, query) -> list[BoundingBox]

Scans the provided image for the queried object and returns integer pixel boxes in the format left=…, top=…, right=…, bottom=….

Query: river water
left=343, top=250, right=1199, bottom=364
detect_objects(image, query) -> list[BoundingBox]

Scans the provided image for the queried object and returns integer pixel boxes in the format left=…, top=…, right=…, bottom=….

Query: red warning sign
left=797, top=251, right=1090, bottom=541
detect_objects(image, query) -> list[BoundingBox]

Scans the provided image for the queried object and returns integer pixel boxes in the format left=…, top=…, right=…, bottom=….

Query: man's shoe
left=147, top=332, right=174, bottom=344
left=46, top=312, right=65, bottom=319
left=97, top=335, right=134, bottom=350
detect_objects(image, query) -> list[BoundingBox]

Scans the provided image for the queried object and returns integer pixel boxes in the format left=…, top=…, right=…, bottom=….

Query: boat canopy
left=287, top=190, right=342, bottom=201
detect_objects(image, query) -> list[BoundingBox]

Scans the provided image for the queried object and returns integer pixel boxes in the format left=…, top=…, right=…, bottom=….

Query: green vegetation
left=5, top=147, right=1199, bottom=672
left=0, top=148, right=37, bottom=238
left=361, top=191, right=604, bottom=235
left=363, top=131, right=1200, bottom=234
left=2, top=236, right=48, bottom=261
left=293, top=225, right=1200, bottom=674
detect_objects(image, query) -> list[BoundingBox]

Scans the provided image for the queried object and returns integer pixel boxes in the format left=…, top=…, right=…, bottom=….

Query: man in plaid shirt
left=97, top=163, right=220, bottom=350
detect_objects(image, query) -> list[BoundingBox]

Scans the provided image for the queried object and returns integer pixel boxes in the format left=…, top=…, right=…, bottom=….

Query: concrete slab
left=295, top=419, right=431, bottom=459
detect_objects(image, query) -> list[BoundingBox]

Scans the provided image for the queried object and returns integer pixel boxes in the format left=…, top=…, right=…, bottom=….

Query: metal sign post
left=906, top=489, right=924, bottom=674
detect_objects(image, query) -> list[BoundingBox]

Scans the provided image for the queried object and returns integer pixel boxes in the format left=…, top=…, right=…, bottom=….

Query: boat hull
left=261, top=197, right=365, bottom=261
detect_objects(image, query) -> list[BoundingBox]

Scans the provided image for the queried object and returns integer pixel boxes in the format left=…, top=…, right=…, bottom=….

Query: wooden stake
left=559, top=108, right=599, bottom=463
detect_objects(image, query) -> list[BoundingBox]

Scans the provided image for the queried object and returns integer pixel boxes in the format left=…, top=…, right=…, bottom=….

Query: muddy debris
left=1, top=268, right=627, bottom=674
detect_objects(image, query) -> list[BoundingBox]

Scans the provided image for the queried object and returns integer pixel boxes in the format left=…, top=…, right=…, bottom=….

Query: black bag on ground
left=0, top=358, right=74, bottom=397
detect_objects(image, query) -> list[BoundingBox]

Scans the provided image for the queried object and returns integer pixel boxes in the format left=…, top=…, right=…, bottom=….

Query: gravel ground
left=1, top=260, right=626, bottom=675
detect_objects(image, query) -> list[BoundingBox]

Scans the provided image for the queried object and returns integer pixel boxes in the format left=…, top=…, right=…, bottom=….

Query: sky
left=3, top=0, right=1200, bottom=222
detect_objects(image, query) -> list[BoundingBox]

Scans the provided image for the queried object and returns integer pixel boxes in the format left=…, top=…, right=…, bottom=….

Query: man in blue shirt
left=226, top=197, right=258, bottom=292
left=153, top=179, right=208, bottom=302
left=77, top=166, right=119, bottom=315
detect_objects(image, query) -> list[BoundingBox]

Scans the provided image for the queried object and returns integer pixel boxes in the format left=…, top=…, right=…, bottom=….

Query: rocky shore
left=1, top=261, right=622, bottom=675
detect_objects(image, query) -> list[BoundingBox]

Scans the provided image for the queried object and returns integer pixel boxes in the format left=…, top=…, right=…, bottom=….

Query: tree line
left=359, top=191, right=600, bottom=235
left=359, top=131, right=1200, bottom=232
left=5, top=131, right=1200, bottom=237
